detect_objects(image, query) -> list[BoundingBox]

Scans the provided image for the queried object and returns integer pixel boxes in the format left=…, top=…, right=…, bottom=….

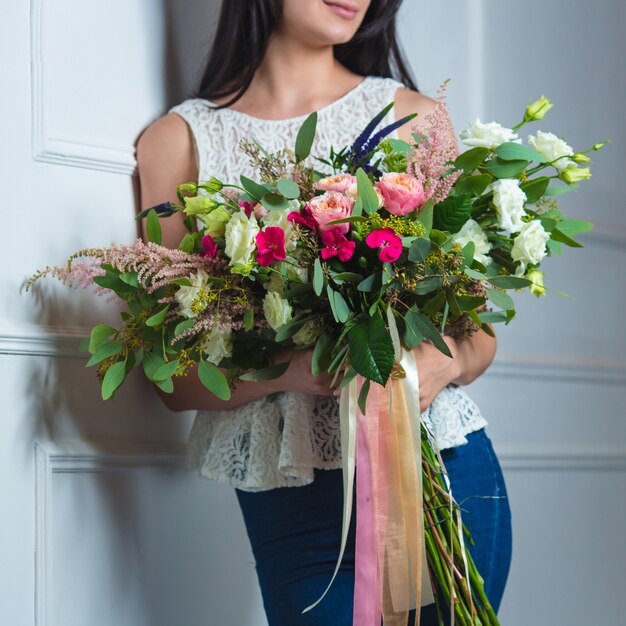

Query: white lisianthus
left=200, top=327, right=233, bottom=366
left=459, top=119, right=520, bottom=149
left=511, top=220, right=550, bottom=275
left=263, top=291, right=293, bottom=331
left=261, top=201, right=298, bottom=251
left=527, top=131, right=575, bottom=171
left=452, top=219, right=492, bottom=265
left=175, top=270, right=209, bottom=318
left=224, top=210, right=260, bottom=275
left=292, top=319, right=321, bottom=347
left=490, top=179, right=527, bottom=235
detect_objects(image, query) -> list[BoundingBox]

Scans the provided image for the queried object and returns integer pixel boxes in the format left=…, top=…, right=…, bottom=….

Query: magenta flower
left=287, top=203, right=317, bottom=230
left=239, top=200, right=254, bottom=217
left=365, top=228, right=403, bottom=263
left=320, top=228, right=356, bottom=262
left=255, top=226, right=287, bottom=267
left=200, top=234, right=219, bottom=258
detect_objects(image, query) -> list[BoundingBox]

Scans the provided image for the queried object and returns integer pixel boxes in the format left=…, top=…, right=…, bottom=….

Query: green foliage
left=146, top=209, right=162, bottom=245
left=356, top=168, right=379, bottom=215
left=102, top=361, right=126, bottom=400
left=482, top=157, right=529, bottom=179
left=89, top=324, right=117, bottom=354
left=277, top=178, right=300, bottom=199
left=313, top=258, right=325, bottom=296
left=295, top=112, right=318, bottom=162
left=433, top=195, right=472, bottom=234
left=496, top=142, right=548, bottom=163
left=312, top=333, right=334, bottom=376
left=198, top=359, right=231, bottom=400
left=347, top=314, right=395, bottom=385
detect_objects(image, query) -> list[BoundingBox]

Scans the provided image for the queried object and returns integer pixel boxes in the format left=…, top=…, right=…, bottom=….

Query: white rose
left=459, top=119, right=520, bottom=149
left=224, top=210, right=260, bottom=275
left=261, top=202, right=298, bottom=251
left=490, top=179, right=527, bottom=235
left=452, top=219, right=492, bottom=266
left=263, top=291, right=293, bottom=331
left=528, top=131, right=575, bottom=171
left=292, top=319, right=321, bottom=347
left=175, top=270, right=209, bottom=318
left=200, top=326, right=233, bottom=366
left=511, top=220, right=550, bottom=275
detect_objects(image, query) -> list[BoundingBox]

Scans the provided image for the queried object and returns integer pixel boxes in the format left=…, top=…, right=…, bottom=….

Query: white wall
left=1, top=1, right=624, bottom=625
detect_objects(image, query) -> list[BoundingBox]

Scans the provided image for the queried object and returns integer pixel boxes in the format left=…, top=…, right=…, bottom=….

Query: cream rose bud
left=292, top=319, right=321, bottom=347
left=263, top=291, right=293, bottom=331
left=175, top=270, right=209, bottom=318
left=527, top=131, right=575, bottom=171
left=490, top=179, right=527, bottom=235
left=524, top=96, right=553, bottom=122
left=511, top=220, right=550, bottom=275
left=452, top=219, right=492, bottom=265
left=224, top=210, right=260, bottom=275
left=459, top=119, right=520, bottom=149
left=559, top=165, right=592, bottom=185
left=200, top=327, right=233, bottom=366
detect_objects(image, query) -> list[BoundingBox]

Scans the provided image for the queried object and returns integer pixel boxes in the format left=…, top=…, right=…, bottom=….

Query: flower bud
left=183, top=195, right=219, bottom=216
left=524, top=96, right=554, bottom=122
left=593, top=141, right=609, bottom=151
left=358, top=256, right=368, bottom=268
left=559, top=165, right=591, bottom=185
left=525, top=268, right=545, bottom=297
left=201, top=178, right=223, bottom=193
left=572, top=153, right=591, bottom=164
left=178, top=182, right=198, bottom=194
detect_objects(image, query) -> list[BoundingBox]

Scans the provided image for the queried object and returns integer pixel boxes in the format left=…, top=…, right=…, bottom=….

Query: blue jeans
left=235, top=427, right=512, bottom=625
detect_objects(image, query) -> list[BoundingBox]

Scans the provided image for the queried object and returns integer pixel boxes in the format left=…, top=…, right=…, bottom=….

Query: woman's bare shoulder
left=393, top=87, right=449, bottom=142
left=135, top=112, right=196, bottom=178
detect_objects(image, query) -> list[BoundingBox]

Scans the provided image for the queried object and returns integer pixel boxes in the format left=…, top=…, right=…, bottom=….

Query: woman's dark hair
left=194, top=0, right=417, bottom=108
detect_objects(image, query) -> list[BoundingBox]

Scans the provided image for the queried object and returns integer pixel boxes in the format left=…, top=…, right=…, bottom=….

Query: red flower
left=239, top=200, right=254, bottom=217
left=365, top=228, right=403, bottom=263
left=200, top=234, right=218, bottom=258
left=320, top=228, right=356, bottom=262
left=255, top=226, right=287, bottom=266
left=287, top=203, right=317, bottom=229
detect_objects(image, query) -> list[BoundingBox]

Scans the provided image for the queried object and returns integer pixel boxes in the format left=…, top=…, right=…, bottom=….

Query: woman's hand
left=270, top=347, right=338, bottom=397
left=413, top=337, right=462, bottom=413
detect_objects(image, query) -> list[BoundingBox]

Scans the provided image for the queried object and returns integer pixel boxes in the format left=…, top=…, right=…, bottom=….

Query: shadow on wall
left=24, top=1, right=265, bottom=625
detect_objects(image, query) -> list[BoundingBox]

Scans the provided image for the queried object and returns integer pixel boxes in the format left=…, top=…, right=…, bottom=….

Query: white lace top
left=168, top=75, right=488, bottom=492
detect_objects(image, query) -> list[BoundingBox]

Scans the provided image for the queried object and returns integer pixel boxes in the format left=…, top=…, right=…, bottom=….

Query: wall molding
left=34, top=440, right=186, bottom=625
left=30, top=0, right=137, bottom=175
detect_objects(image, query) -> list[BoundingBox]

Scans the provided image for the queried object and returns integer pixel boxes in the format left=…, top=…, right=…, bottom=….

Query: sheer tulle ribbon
left=302, top=349, right=435, bottom=624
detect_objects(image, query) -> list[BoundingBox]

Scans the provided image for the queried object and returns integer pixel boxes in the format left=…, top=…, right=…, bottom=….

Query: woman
left=136, top=1, right=512, bottom=624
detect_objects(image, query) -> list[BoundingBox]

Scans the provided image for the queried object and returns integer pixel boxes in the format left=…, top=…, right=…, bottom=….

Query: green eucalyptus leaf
left=332, top=271, right=364, bottom=285
left=146, top=209, right=162, bottom=245
left=178, top=234, right=195, bottom=254
left=261, top=192, right=290, bottom=212
left=240, top=175, right=268, bottom=201
left=356, top=168, right=379, bottom=215
left=546, top=183, right=579, bottom=197
left=243, top=308, right=254, bottom=331
left=146, top=304, right=170, bottom=327
left=414, top=276, right=444, bottom=295
left=551, top=227, right=584, bottom=248
left=408, top=237, right=432, bottom=263
left=454, top=173, right=492, bottom=197
left=295, top=112, right=318, bottom=162
left=483, top=158, right=529, bottom=179
left=557, top=219, right=594, bottom=237
left=89, top=324, right=117, bottom=354
left=454, top=147, right=490, bottom=173
left=277, top=178, right=300, bottom=199
left=101, top=360, right=127, bottom=400
left=198, top=359, right=231, bottom=400
left=86, top=341, right=124, bottom=367
left=119, top=272, right=139, bottom=288
left=142, top=351, right=166, bottom=381
left=521, top=177, right=550, bottom=204
left=154, top=377, right=174, bottom=393
left=496, top=142, right=548, bottom=163
left=488, top=275, right=530, bottom=289
left=152, top=359, right=180, bottom=381
left=417, top=199, right=434, bottom=233
left=313, top=258, right=324, bottom=296
left=486, top=288, right=515, bottom=310
left=312, top=333, right=334, bottom=376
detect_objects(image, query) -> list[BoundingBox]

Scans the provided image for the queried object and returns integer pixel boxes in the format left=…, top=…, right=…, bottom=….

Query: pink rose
left=375, top=172, right=426, bottom=216
left=309, top=191, right=354, bottom=234
left=314, top=173, right=357, bottom=193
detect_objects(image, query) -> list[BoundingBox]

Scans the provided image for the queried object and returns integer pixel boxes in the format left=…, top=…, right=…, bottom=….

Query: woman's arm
left=393, top=88, right=498, bottom=410
left=135, top=115, right=336, bottom=412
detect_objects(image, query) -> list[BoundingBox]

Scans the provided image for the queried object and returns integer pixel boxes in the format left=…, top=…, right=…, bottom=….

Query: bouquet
left=24, top=80, right=606, bottom=625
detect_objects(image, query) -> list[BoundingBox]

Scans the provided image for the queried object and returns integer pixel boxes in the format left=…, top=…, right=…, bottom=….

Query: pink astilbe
left=406, top=80, right=462, bottom=205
